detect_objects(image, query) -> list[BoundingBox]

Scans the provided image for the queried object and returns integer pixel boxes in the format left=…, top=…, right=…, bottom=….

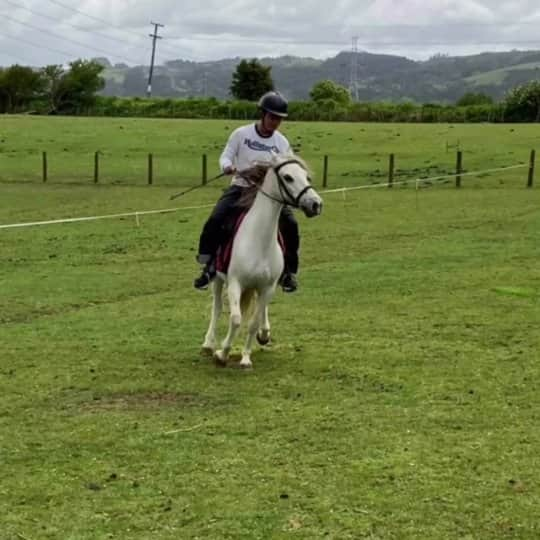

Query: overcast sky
left=1, top=0, right=540, bottom=67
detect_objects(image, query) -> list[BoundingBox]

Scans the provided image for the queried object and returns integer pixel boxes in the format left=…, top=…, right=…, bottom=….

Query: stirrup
left=194, top=270, right=213, bottom=290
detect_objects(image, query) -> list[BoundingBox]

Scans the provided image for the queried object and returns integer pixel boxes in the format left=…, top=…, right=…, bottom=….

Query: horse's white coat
left=202, top=154, right=323, bottom=368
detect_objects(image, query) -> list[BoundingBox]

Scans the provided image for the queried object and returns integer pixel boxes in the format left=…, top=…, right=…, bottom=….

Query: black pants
left=197, top=185, right=299, bottom=274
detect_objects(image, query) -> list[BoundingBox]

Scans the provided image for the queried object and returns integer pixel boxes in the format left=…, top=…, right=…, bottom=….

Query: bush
left=3, top=93, right=512, bottom=124
left=503, top=81, right=540, bottom=122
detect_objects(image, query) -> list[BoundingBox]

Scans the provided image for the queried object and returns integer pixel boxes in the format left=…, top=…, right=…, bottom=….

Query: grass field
left=1, top=117, right=540, bottom=539
left=0, top=116, right=538, bottom=188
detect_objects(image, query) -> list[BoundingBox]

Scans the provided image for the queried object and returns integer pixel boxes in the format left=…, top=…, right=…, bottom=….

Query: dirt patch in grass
left=0, top=289, right=170, bottom=325
left=82, top=391, right=208, bottom=412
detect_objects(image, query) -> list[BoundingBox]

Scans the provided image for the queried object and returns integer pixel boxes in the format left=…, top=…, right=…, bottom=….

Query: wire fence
left=0, top=160, right=535, bottom=231
left=0, top=149, right=536, bottom=190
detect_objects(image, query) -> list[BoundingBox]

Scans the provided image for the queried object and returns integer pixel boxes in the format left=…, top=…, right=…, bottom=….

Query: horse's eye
left=283, top=174, right=294, bottom=183
left=307, top=175, right=313, bottom=184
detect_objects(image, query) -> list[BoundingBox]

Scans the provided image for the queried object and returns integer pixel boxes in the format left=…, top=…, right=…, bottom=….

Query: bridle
left=240, top=159, right=315, bottom=209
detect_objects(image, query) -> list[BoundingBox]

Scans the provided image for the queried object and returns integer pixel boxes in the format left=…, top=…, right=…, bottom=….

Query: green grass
left=0, top=116, right=537, bottom=189
left=1, top=118, right=540, bottom=539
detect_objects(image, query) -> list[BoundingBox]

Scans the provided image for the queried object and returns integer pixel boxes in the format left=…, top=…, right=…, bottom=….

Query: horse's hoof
left=200, top=346, right=214, bottom=357
left=213, top=350, right=228, bottom=367
left=256, top=331, right=270, bottom=346
left=238, top=362, right=253, bottom=370
left=239, top=357, right=253, bottom=370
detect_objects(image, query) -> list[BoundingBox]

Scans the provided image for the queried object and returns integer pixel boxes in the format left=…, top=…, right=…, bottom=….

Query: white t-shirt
left=219, top=123, right=291, bottom=187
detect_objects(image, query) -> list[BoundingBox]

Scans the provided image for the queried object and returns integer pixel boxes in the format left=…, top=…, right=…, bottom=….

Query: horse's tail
left=240, top=288, right=257, bottom=318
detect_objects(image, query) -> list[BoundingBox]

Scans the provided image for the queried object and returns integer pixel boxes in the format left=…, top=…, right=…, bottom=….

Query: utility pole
left=147, top=21, right=164, bottom=98
left=203, top=72, right=208, bottom=97
left=349, top=35, right=359, bottom=101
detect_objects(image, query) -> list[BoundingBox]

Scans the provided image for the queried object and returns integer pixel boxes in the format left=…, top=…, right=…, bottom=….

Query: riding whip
left=169, top=172, right=227, bottom=201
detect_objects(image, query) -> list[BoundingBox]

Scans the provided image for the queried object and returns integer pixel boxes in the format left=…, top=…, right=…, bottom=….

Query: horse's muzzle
left=302, top=198, right=323, bottom=218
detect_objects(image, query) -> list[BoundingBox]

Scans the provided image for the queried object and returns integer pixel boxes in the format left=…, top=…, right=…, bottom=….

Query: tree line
left=1, top=57, right=539, bottom=122
left=0, top=60, right=105, bottom=114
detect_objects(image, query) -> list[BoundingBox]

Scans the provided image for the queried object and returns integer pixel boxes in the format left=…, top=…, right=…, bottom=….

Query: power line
left=41, top=0, right=184, bottom=58
left=3, top=12, right=143, bottom=65
left=3, top=2, right=540, bottom=68
left=166, top=35, right=349, bottom=46
left=155, top=34, right=540, bottom=48
left=353, top=39, right=540, bottom=47
left=356, top=20, right=540, bottom=28
left=42, top=0, right=146, bottom=39
left=1, top=0, right=149, bottom=55
left=164, top=20, right=540, bottom=39
left=0, top=47, right=37, bottom=66
left=36, top=1, right=540, bottom=35
left=2, top=26, right=539, bottom=68
left=1, top=31, right=79, bottom=61
left=13, top=0, right=540, bottom=61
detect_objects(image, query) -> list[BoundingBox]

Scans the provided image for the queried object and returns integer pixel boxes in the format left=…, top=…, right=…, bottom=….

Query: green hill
left=101, top=49, right=540, bottom=103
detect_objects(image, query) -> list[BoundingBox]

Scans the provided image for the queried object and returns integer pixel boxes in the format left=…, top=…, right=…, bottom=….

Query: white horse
left=201, top=153, right=323, bottom=369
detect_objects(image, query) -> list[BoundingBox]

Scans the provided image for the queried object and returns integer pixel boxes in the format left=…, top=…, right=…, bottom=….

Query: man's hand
left=223, top=166, right=236, bottom=175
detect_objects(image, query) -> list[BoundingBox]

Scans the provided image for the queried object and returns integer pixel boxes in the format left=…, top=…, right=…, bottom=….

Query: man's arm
left=279, top=132, right=292, bottom=155
left=219, top=129, right=241, bottom=174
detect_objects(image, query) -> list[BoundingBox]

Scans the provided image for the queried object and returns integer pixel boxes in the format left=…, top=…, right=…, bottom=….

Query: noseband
left=239, top=159, right=314, bottom=208
left=272, top=159, right=315, bottom=208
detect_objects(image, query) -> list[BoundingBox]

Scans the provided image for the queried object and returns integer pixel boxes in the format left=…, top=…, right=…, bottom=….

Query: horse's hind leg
left=215, top=280, right=242, bottom=365
left=202, top=278, right=223, bottom=355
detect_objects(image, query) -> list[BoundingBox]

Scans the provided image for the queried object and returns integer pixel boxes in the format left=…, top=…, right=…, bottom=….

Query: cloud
left=0, top=0, right=538, bottom=67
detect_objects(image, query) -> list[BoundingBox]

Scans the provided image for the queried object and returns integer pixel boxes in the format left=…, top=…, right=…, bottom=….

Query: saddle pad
left=216, top=212, right=285, bottom=274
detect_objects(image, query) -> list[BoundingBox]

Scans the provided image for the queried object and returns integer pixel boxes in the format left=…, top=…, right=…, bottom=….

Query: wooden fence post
left=527, top=149, right=535, bottom=188
left=148, top=153, right=153, bottom=185
left=202, top=154, right=207, bottom=185
left=388, top=153, right=394, bottom=188
left=42, top=152, right=47, bottom=183
left=455, top=150, right=462, bottom=188
left=94, top=151, right=99, bottom=184
left=323, top=155, right=328, bottom=188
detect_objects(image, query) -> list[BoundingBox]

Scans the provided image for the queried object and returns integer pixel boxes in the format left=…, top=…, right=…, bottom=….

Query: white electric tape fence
left=0, top=163, right=529, bottom=231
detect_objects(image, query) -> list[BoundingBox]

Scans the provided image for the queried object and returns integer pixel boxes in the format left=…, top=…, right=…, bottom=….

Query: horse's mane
left=235, top=161, right=271, bottom=208
left=235, top=154, right=310, bottom=209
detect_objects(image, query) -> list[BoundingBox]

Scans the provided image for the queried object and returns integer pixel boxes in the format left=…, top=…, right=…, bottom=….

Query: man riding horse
left=194, top=91, right=300, bottom=293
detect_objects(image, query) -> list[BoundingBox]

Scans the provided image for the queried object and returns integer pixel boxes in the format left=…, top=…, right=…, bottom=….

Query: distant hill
left=100, top=50, right=540, bottom=103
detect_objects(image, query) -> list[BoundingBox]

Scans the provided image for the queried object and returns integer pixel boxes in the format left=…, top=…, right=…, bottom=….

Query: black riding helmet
left=258, top=91, right=288, bottom=118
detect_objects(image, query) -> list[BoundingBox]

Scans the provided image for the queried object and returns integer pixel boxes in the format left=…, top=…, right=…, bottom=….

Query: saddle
left=216, top=211, right=286, bottom=274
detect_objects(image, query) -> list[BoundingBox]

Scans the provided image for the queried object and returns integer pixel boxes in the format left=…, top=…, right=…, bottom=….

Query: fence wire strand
left=0, top=163, right=531, bottom=231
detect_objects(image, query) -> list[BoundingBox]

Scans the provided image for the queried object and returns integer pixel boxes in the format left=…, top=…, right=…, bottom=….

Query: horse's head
left=267, top=153, right=323, bottom=218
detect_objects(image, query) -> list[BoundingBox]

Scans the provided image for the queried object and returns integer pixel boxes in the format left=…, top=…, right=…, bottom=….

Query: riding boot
left=280, top=271, right=298, bottom=293
left=194, top=260, right=216, bottom=290
left=278, top=206, right=299, bottom=293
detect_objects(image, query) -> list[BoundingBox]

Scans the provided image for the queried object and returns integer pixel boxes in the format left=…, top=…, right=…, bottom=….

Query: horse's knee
left=231, top=313, right=241, bottom=327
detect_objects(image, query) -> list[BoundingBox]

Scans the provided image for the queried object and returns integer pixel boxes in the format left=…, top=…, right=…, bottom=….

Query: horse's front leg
left=256, top=305, right=271, bottom=346
left=241, top=287, right=274, bottom=369
left=201, top=277, right=223, bottom=355
left=215, top=280, right=242, bottom=365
